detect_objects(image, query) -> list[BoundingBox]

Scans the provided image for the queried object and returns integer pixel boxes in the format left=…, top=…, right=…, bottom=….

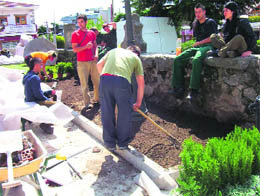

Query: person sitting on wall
left=27, top=50, right=57, bottom=80
left=210, top=1, right=256, bottom=58
left=23, top=56, right=57, bottom=134
left=169, top=3, right=218, bottom=101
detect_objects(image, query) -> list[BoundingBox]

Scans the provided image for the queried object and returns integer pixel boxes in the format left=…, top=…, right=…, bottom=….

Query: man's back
left=101, top=48, right=143, bottom=83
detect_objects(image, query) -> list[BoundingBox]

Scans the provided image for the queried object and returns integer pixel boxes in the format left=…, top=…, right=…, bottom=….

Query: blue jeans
left=99, top=75, right=133, bottom=148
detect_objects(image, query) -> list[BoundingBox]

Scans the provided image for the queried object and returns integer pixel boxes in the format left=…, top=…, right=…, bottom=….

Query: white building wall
left=7, top=14, right=15, bottom=25
left=117, top=17, right=177, bottom=54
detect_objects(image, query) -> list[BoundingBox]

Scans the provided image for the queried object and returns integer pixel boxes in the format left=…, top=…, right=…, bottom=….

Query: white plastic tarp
left=0, top=67, right=74, bottom=131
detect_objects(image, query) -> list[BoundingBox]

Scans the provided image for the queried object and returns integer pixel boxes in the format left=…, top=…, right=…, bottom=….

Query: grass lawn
left=2, top=64, right=61, bottom=78
left=2, top=63, right=29, bottom=72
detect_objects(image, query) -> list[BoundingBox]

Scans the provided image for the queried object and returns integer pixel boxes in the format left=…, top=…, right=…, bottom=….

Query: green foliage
left=38, top=33, right=65, bottom=48
left=177, top=126, right=260, bottom=196
left=56, top=62, right=65, bottom=74
left=46, top=68, right=54, bottom=74
left=254, top=40, right=260, bottom=54
left=2, top=63, right=28, bottom=72
left=50, top=23, right=60, bottom=34
left=63, top=62, right=73, bottom=74
left=181, top=39, right=196, bottom=52
left=37, top=25, right=47, bottom=36
left=113, top=12, right=126, bottom=22
left=130, top=0, right=260, bottom=30
left=248, top=16, right=260, bottom=23
left=87, top=16, right=104, bottom=31
left=222, top=175, right=260, bottom=196
left=56, top=62, right=74, bottom=77
left=226, top=126, right=260, bottom=174
left=56, top=35, right=65, bottom=48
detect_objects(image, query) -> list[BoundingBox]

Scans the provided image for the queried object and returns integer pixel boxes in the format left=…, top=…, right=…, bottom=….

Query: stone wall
left=57, top=49, right=76, bottom=65
left=142, top=54, right=260, bottom=124
left=57, top=49, right=260, bottom=124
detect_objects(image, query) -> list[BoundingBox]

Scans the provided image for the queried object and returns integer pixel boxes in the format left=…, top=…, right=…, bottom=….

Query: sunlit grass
left=2, top=63, right=29, bottom=72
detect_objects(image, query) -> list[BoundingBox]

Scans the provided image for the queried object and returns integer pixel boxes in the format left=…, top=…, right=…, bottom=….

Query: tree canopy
left=131, top=0, right=259, bottom=31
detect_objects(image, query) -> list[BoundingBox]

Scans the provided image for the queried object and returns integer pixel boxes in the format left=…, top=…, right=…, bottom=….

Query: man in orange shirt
left=29, top=50, right=57, bottom=79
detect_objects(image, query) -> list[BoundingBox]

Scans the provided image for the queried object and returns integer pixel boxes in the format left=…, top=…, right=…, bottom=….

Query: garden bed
left=48, top=77, right=234, bottom=168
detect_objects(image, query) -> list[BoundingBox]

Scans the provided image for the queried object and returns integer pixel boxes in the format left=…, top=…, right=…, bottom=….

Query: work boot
left=118, top=146, right=130, bottom=151
left=218, top=49, right=227, bottom=58
left=168, top=87, right=185, bottom=99
left=40, top=123, right=54, bottom=134
left=186, top=89, right=199, bottom=102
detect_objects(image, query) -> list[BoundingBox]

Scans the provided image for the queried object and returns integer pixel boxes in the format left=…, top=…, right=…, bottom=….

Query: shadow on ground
left=145, top=101, right=235, bottom=140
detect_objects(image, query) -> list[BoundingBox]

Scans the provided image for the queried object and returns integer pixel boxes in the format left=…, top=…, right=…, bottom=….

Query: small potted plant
left=57, top=64, right=64, bottom=79
left=64, top=62, right=74, bottom=78
left=47, top=68, right=54, bottom=79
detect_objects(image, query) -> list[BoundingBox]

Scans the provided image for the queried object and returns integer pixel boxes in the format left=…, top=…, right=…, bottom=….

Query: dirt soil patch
left=49, top=77, right=234, bottom=168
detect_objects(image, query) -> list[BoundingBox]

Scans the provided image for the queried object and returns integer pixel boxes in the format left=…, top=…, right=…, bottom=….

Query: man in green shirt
left=97, top=45, right=145, bottom=151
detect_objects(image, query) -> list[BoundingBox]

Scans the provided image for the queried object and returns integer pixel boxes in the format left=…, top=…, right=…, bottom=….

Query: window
left=0, top=16, right=7, bottom=25
left=15, top=15, right=27, bottom=25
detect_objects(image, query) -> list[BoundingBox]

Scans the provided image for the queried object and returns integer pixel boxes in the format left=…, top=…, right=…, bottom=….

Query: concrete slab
left=25, top=122, right=147, bottom=196
left=72, top=112, right=178, bottom=191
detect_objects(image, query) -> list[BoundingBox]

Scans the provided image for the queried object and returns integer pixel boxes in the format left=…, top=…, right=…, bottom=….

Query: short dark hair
left=24, top=56, right=42, bottom=71
left=127, top=45, right=141, bottom=57
left=90, top=27, right=98, bottom=33
left=195, top=3, right=205, bottom=10
left=77, top=14, right=87, bottom=22
left=102, top=24, right=109, bottom=29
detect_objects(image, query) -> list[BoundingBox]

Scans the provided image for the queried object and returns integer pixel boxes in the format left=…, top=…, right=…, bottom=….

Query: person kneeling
left=23, top=56, right=57, bottom=134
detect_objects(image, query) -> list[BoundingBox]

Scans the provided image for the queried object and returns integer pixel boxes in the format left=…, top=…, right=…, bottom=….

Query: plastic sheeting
left=0, top=67, right=74, bottom=131
left=0, top=55, right=24, bottom=65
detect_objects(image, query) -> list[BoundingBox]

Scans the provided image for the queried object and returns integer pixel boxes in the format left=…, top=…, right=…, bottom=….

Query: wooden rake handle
left=136, top=108, right=176, bottom=140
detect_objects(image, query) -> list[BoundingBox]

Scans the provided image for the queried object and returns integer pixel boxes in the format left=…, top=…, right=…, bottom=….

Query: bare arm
left=111, top=22, right=116, bottom=30
left=133, top=75, right=145, bottom=111
left=72, top=42, right=93, bottom=53
left=42, top=64, right=48, bottom=77
left=193, top=37, right=211, bottom=47
left=94, top=40, right=98, bottom=60
left=96, top=58, right=106, bottom=74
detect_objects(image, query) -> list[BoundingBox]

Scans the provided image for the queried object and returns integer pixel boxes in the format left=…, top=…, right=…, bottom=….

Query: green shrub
left=46, top=68, right=54, bottom=74
left=177, top=126, right=260, bottom=196
left=221, top=175, right=260, bottom=196
left=113, top=12, right=126, bottom=22
left=226, top=126, right=260, bottom=174
left=64, top=62, right=73, bottom=74
left=56, top=35, right=65, bottom=48
left=253, top=40, right=260, bottom=54
left=56, top=62, right=65, bottom=74
left=249, top=16, right=260, bottom=23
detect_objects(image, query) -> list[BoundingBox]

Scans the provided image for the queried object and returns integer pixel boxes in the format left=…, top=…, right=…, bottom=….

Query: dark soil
left=49, top=77, right=234, bottom=168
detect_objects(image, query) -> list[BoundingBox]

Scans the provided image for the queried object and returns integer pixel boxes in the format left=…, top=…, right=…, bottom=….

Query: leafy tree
left=51, top=23, right=60, bottom=34
left=131, top=0, right=260, bottom=30
left=113, top=12, right=126, bottom=22
left=37, top=25, right=47, bottom=35
left=86, top=16, right=104, bottom=31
